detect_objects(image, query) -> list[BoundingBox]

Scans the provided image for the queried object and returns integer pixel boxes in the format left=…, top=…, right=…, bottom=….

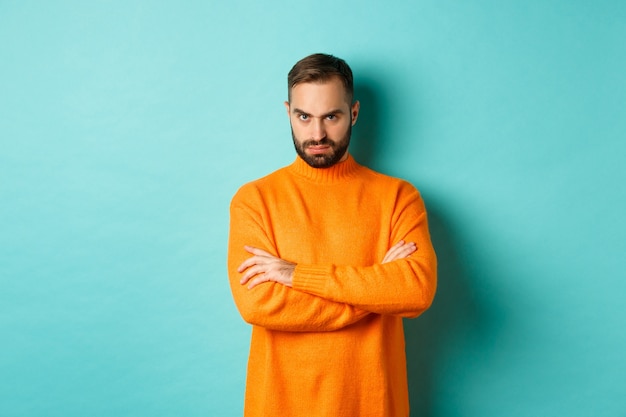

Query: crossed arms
left=227, top=185, right=437, bottom=332
left=238, top=240, right=417, bottom=289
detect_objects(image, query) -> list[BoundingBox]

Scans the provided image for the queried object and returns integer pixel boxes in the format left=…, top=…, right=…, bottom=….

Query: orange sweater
left=228, top=155, right=437, bottom=417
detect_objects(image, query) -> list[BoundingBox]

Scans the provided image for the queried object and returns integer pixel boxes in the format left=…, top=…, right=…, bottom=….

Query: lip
left=307, top=145, right=331, bottom=155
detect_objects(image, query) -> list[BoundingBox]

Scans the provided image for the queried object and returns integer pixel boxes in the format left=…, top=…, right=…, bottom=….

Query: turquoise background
left=1, top=1, right=624, bottom=416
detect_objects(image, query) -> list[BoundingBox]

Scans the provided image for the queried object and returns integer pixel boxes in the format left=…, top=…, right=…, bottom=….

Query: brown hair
left=287, top=53, right=354, bottom=103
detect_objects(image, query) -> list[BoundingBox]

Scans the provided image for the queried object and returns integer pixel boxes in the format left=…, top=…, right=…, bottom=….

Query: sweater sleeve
left=227, top=188, right=371, bottom=332
left=292, top=185, right=437, bottom=318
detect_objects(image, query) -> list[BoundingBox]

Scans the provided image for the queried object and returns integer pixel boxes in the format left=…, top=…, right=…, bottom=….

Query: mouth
left=307, top=145, right=332, bottom=155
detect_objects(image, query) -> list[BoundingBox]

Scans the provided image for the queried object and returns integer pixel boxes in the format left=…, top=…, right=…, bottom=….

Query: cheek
left=329, top=121, right=351, bottom=137
left=291, top=123, right=307, bottom=139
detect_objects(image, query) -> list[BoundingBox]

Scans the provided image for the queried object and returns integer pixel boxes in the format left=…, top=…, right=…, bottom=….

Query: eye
left=326, top=114, right=336, bottom=120
left=298, top=113, right=309, bottom=121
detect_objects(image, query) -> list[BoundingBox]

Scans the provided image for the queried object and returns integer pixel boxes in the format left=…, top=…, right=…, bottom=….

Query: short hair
left=287, top=53, right=354, bottom=104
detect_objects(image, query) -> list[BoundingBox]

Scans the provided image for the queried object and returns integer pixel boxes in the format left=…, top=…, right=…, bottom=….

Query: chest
left=263, top=183, right=394, bottom=265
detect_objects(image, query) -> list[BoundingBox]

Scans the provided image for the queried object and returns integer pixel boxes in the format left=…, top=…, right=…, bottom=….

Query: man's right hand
left=381, top=240, right=417, bottom=264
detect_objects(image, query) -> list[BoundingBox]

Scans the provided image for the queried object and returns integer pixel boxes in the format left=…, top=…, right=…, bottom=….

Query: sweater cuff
left=292, top=264, right=333, bottom=298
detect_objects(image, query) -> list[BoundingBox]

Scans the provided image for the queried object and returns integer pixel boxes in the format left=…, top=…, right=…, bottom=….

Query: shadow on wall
left=353, top=78, right=496, bottom=417
left=404, top=203, right=490, bottom=417
left=351, top=81, right=379, bottom=166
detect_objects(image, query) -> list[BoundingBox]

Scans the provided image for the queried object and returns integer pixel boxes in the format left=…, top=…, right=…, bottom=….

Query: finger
left=382, top=241, right=404, bottom=263
left=397, top=242, right=416, bottom=253
left=244, top=246, right=274, bottom=257
left=382, top=241, right=406, bottom=262
left=399, top=243, right=417, bottom=257
left=238, top=248, right=279, bottom=271
left=388, top=240, right=405, bottom=251
left=384, top=242, right=416, bottom=263
left=240, top=264, right=266, bottom=284
left=237, top=256, right=261, bottom=273
left=395, top=242, right=416, bottom=258
left=247, top=273, right=270, bottom=289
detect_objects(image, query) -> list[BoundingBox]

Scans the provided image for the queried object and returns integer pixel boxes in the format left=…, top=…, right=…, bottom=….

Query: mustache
left=302, top=138, right=335, bottom=148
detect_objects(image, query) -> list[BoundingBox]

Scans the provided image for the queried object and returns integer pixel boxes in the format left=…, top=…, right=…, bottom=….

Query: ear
left=284, top=101, right=290, bottom=116
left=351, top=100, right=360, bottom=126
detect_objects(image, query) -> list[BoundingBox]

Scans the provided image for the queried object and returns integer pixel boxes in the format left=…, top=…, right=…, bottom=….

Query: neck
left=289, top=153, right=360, bottom=184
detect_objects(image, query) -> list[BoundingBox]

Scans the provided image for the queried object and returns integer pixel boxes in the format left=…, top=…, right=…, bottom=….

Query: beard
left=291, top=123, right=352, bottom=168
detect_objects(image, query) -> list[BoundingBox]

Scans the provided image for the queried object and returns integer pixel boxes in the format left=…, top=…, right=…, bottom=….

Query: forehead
left=290, top=77, right=351, bottom=112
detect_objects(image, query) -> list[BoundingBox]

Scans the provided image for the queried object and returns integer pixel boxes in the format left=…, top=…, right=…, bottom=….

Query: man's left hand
left=238, top=246, right=296, bottom=289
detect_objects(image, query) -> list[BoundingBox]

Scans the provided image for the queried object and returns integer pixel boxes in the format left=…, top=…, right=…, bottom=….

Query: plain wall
left=1, top=1, right=624, bottom=416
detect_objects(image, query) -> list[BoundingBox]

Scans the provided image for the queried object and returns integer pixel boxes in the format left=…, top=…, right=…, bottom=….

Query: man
left=227, top=53, right=437, bottom=417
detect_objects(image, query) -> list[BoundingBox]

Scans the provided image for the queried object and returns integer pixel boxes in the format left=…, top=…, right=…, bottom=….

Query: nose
left=311, top=118, right=326, bottom=140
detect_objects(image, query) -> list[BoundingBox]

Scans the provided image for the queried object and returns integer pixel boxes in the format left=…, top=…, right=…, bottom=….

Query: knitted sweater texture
left=228, top=155, right=437, bottom=417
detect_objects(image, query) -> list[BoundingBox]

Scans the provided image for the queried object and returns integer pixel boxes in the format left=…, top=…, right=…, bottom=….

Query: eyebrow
left=293, top=108, right=346, bottom=118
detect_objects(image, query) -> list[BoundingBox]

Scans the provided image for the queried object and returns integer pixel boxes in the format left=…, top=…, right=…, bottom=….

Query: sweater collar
left=289, top=153, right=361, bottom=183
